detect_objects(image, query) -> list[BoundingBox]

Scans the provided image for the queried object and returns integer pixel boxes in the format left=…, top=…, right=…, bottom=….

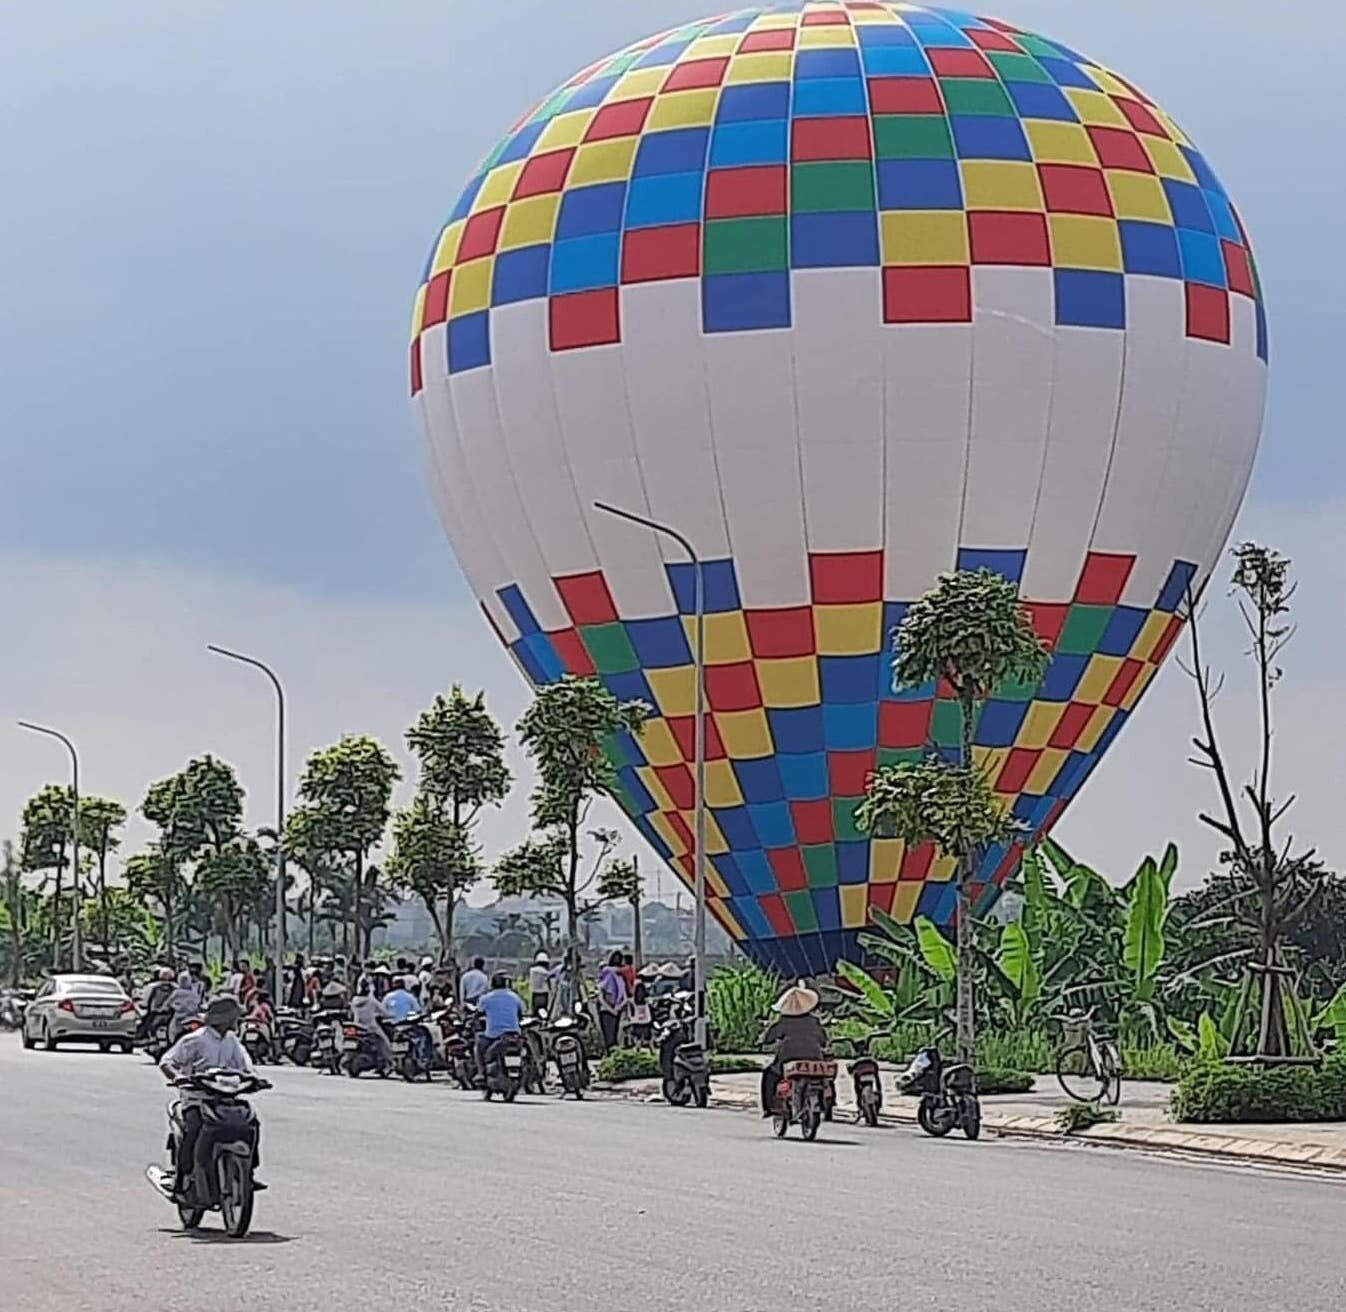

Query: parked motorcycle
left=847, top=1031, right=887, bottom=1127
left=657, top=998, right=710, bottom=1108
left=310, top=1012, right=343, bottom=1074
left=340, top=1023, right=390, bottom=1078
left=277, top=1010, right=313, bottom=1066
left=519, top=1015, right=548, bottom=1094
left=550, top=1012, right=590, bottom=1099
left=898, top=1046, right=981, bottom=1140
left=481, top=1033, right=525, bottom=1102
left=0, top=989, right=32, bottom=1031
left=140, top=1011, right=175, bottom=1061
left=771, top=1058, right=838, bottom=1141
left=389, top=1015, right=436, bottom=1083
left=443, top=1016, right=479, bottom=1090
left=145, top=1069, right=270, bottom=1238
left=240, top=1017, right=275, bottom=1065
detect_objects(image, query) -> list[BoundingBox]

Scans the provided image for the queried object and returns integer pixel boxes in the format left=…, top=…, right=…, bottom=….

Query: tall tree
left=1180, top=542, right=1324, bottom=1059
left=19, top=784, right=76, bottom=967
left=392, top=688, right=511, bottom=963
left=78, top=797, right=126, bottom=957
left=2, top=840, right=36, bottom=985
left=124, top=846, right=185, bottom=958
left=859, top=568, right=1048, bottom=1064
left=196, top=837, right=270, bottom=961
left=291, top=735, right=400, bottom=961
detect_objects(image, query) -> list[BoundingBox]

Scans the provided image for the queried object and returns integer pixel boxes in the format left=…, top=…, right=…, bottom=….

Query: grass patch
left=976, top=1066, right=1034, bottom=1095
left=1056, top=1101, right=1120, bottom=1133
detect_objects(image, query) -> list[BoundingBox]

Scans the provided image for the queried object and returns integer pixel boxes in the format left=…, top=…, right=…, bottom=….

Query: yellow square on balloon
left=880, top=211, right=969, bottom=266
left=799, top=25, right=857, bottom=48
left=474, top=161, right=525, bottom=210
left=869, top=838, right=905, bottom=884
left=568, top=138, right=639, bottom=186
left=686, top=33, right=739, bottom=57
left=685, top=611, right=751, bottom=665
left=648, top=809, right=687, bottom=856
left=1077, top=704, right=1116, bottom=753
left=430, top=221, right=465, bottom=276
left=637, top=717, right=685, bottom=768
left=756, top=656, right=819, bottom=708
left=1049, top=215, right=1123, bottom=271
left=449, top=258, right=493, bottom=316
left=537, top=108, right=597, bottom=150
left=840, top=884, right=869, bottom=929
left=1120, top=662, right=1157, bottom=712
left=637, top=766, right=675, bottom=814
left=815, top=603, right=883, bottom=656
left=1130, top=611, right=1171, bottom=662
left=1075, top=654, right=1123, bottom=704
left=648, top=88, right=718, bottom=131
left=710, top=898, right=745, bottom=940
left=705, top=758, right=744, bottom=808
left=725, top=52, right=793, bottom=84
left=1065, top=88, right=1128, bottom=127
left=610, top=68, right=666, bottom=100
left=410, top=284, right=427, bottom=341
left=1027, top=747, right=1068, bottom=796
left=1018, top=702, right=1065, bottom=751
left=1106, top=171, right=1172, bottom=223
left=1144, top=136, right=1197, bottom=183
left=499, top=195, right=560, bottom=251
left=929, top=853, right=958, bottom=883
left=646, top=666, right=696, bottom=718
left=961, top=161, right=1044, bottom=212
left=715, top=708, right=772, bottom=759
left=1027, top=121, right=1097, bottom=166
left=891, top=882, right=922, bottom=922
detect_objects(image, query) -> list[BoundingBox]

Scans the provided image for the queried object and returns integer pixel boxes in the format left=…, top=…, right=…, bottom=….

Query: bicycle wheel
left=1056, top=1045, right=1107, bottom=1103
left=1101, top=1043, right=1122, bottom=1106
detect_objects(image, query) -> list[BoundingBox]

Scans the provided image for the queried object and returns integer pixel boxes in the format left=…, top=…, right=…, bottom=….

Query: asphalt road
left=3, top=1036, right=1344, bottom=1311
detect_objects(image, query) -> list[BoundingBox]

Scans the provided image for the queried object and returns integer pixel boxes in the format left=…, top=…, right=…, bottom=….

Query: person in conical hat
left=760, top=980, right=828, bottom=1115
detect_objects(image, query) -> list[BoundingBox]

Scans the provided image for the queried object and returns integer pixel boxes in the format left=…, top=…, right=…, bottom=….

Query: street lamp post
left=208, top=646, right=286, bottom=1005
left=18, top=722, right=81, bottom=971
left=592, top=501, right=708, bottom=1048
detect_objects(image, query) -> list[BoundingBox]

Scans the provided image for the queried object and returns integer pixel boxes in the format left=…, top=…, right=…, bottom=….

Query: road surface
left=2, top=1036, right=1343, bottom=1310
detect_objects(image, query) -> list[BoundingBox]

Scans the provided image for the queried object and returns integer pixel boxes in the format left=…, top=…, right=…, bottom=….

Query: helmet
left=372, top=964, right=391, bottom=976
left=205, top=995, right=243, bottom=1029
left=419, top=956, right=434, bottom=970
left=534, top=950, right=550, bottom=965
left=158, top=966, right=175, bottom=981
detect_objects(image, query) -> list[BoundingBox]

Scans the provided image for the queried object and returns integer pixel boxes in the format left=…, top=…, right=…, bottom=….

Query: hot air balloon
left=409, top=1, right=1267, bottom=978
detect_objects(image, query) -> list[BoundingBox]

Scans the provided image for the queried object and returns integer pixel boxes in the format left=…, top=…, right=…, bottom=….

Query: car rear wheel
left=21, top=1024, right=35, bottom=1050
left=43, top=1024, right=58, bottom=1051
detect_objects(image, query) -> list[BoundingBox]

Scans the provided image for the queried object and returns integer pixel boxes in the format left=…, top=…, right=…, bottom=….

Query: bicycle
left=1053, top=1009, right=1121, bottom=1105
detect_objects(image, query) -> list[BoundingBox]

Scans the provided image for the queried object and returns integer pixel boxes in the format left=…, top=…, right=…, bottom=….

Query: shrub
left=596, top=1046, right=762, bottom=1083
left=1171, top=1055, right=1346, bottom=1123
left=1120, top=1041, right=1185, bottom=1082
left=977, top=1066, right=1034, bottom=1095
left=708, top=961, right=779, bottom=1052
left=1057, top=1101, right=1120, bottom=1133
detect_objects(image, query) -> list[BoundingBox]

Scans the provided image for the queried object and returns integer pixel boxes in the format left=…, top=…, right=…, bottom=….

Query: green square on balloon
left=930, top=699, right=963, bottom=749
left=704, top=217, right=788, bottom=274
left=803, top=844, right=838, bottom=889
left=987, top=51, right=1052, bottom=84
left=582, top=622, right=639, bottom=673
left=1056, top=604, right=1113, bottom=655
left=784, top=890, right=819, bottom=933
left=939, top=78, right=1015, bottom=117
left=792, top=161, right=876, bottom=213
left=877, top=747, right=924, bottom=769
left=832, top=798, right=866, bottom=843
left=872, top=114, right=955, bottom=160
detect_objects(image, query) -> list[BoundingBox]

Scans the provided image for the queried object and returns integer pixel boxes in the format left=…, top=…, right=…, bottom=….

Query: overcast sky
left=2, top=1, right=1343, bottom=898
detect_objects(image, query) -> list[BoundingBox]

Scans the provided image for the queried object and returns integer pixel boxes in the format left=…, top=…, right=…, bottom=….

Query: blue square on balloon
left=1012, top=792, right=1043, bottom=822
left=820, top=654, right=882, bottom=704
left=446, top=311, right=490, bottom=373
left=562, top=74, right=620, bottom=111
left=1120, top=220, right=1181, bottom=277
left=957, top=547, right=1025, bottom=583
left=768, top=708, right=825, bottom=755
left=731, top=895, right=773, bottom=937
left=716, top=81, right=791, bottom=122
left=952, top=114, right=1031, bottom=160
left=715, top=805, right=760, bottom=852
left=1097, top=605, right=1147, bottom=656
left=512, top=639, right=546, bottom=685
left=856, top=24, right=918, bottom=47
left=710, top=854, right=748, bottom=897
left=777, top=750, right=829, bottom=798
left=1162, top=179, right=1213, bottom=233
left=634, top=38, right=693, bottom=70
left=492, top=244, right=550, bottom=305
left=748, top=801, right=795, bottom=848
left=557, top=182, right=627, bottom=239
left=1005, top=82, right=1076, bottom=122
left=634, top=127, right=710, bottom=176
left=667, top=557, right=741, bottom=614
left=618, top=766, right=656, bottom=815
left=625, top=615, right=692, bottom=668
left=498, top=583, right=540, bottom=636
left=877, top=158, right=963, bottom=210
left=497, top=121, right=546, bottom=165
left=860, top=45, right=931, bottom=75
left=523, top=634, right=564, bottom=681
left=735, top=757, right=785, bottom=804
left=448, top=174, right=485, bottom=223
left=812, top=888, right=841, bottom=931
left=1037, top=56, right=1097, bottom=89
left=917, top=881, right=957, bottom=922
left=601, top=668, right=654, bottom=706
left=974, top=698, right=1029, bottom=747
left=837, top=841, right=869, bottom=884
left=624, top=171, right=704, bottom=228
left=794, top=48, right=863, bottom=79
left=824, top=702, right=878, bottom=751
left=1179, top=145, right=1224, bottom=195
left=710, top=119, right=788, bottom=167
left=791, top=212, right=879, bottom=268
left=549, top=234, right=619, bottom=293
left=1256, top=301, right=1268, bottom=362
left=1054, top=269, right=1125, bottom=329
left=1178, top=229, right=1227, bottom=288
left=703, top=271, right=791, bottom=332
left=737, top=848, right=778, bottom=895
left=1204, top=192, right=1240, bottom=242
left=907, top=16, right=971, bottom=45
left=1095, top=710, right=1126, bottom=755
left=1156, top=559, right=1196, bottom=612
left=708, top=11, right=754, bottom=34
left=792, top=77, right=868, bottom=116
left=1039, top=652, right=1088, bottom=701
left=1051, top=750, right=1094, bottom=797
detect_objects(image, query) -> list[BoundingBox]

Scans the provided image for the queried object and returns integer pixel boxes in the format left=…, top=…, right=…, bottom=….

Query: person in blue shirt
left=475, top=972, right=524, bottom=1077
left=382, top=980, right=421, bottom=1023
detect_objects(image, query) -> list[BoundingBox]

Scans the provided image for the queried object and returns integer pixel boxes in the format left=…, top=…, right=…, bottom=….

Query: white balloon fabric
left=410, top=2, right=1266, bottom=978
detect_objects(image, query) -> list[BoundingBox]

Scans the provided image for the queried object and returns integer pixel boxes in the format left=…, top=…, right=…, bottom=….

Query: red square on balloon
left=767, top=847, right=808, bottom=891
left=899, top=841, right=935, bottom=881
left=1114, top=96, right=1166, bottom=137
left=550, top=289, right=620, bottom=351
left=829, top=749, right=876, bottom=797
left=879, top=700, right=932, bottom=749
left=1186, top=282, right=1230, bottom=344
left=548, top=626, right=597, bottom=676
left=513, top=148, right=575, bottom=199
left=1074, top=551, right=1135, bottom=605
left=422, top=271, right=451, bottom=328
left=584, top=97, right=654, bottom=142
left=1039, top=164, right=1114, bottom=217
left=458, top=207, right=505, bottom=261
left=409, top=340, right=423, bottom=395
left=740, top=28, right=794, bottom=51
left=663, top=58, right=729, bottom=92
left=1086, top=126, right=1153, bottom=173
left=746, top=607, right=816, bottom=659
left=554, top=570, right=618, bottom=626
left=622, top=224, right=700, bottom=283
left=883, top=266, right=971, bottom=323
left=968, top=211, right=1051, bottom=265
left=810, top=551, right=882, bottom=604
left=1223, top=241, right=1254, bottom=297
left=705, top=661, right=763, bottom=713
left=996, top=747, right=1039, bottom=794
left=791, top=799, right=834, bottom=845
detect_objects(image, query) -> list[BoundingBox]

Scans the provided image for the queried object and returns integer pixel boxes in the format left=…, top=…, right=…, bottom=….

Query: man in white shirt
left=159, top=995, right=256, bottom=1197
left=460, top=957, right=489, bottom=1006
left=351, top=981, right=393, bottom=1065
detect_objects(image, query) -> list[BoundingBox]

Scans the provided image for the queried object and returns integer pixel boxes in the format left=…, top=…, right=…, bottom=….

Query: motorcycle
left=771, top=1058, right=838, bottom=1141
left=310, top=1012, right=343, bottom=1074
left=340, top=1023, right=390, bottom=1078
left=140, top=1011, right=175, bottom=1061
left=276, top=1010, right=313, bottom=1066
left=847, top=1031, right=887, bottom=1128
left=240, top=1017, right=276, bottom=1065
left=657, top=999, right=709, bottom=1108
left=0, top=989, right=32, bottom=1031
left=520, top=1015, right=548, bottom=1094
left=146, top=1069, right=270, bottom=1238
left=481, top=1032, right=524, bottom=1102
left=898, top=1046, right=981, bottom=1140
left=443, top=1016, right=479, bottom=1090
left=389, top=1015, right=436, bottom=1083
left=549, top=1011, right=590, bottom=1099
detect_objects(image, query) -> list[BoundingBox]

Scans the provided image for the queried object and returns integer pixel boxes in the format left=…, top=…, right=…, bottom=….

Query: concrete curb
left=591, top=1080, right=1346, bottom=1175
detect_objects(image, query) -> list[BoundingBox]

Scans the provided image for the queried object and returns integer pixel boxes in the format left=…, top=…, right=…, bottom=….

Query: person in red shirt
left=619, top=952, right=637, bottom=998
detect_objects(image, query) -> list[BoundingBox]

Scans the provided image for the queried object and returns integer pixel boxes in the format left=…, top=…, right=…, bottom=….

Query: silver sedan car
left=21, top=974, right=138, bottom=1052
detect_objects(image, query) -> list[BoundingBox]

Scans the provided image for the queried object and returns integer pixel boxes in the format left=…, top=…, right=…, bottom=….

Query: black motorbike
left=277, top=1010, right=314, bottom=1066
left=771, top=1058, right=838, bottom=1141
left=657, top=999, right=710, bottom=1108
left=482, top=1032, right=525, bottom=1102
left=520, top=1015, right=548, bottom=1094
left=549, top=1012, right=590, bottom=1099
left=146, top=1069, right=270, bottom=1238
left=898, top=1046, right=981, bottom=1140
left=0, top=988, right=32, bottom=1031
left=140, top=1011, right=174, bottom=1061
left=444, top=1015, right=479, bottom=1090
left=310, top=1011, right=343, bottom=1074
left=340, top=1022, right=390, bottom=1078
left=389, top=1015, right=436, bottom=1083
left=239, top=1017, right=276, bottom=1065
left=847, top=1031, right=887, bottom=1127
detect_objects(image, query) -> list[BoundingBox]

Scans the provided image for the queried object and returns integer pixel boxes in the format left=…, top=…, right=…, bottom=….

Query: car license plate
left=391, top=1042, right=408, bottom=1055
left=91, top=1019, right=113, bottom=1029
left=342, top=1039, right=358, bottom=1051
left=504, top=1056, right=522, bottom=1071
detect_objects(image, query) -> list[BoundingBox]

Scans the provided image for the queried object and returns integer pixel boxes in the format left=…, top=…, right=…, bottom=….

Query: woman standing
left=596, top=950, right=628, bottom=1051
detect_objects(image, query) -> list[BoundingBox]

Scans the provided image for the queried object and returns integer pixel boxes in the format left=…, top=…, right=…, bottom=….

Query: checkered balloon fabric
left=410, top=2, right=1267, bottom=978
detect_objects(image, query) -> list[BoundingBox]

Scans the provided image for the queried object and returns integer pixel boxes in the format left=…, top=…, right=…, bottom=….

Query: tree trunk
left=444, top=893, right=457, bottom=967
left=98, top=844, right=110, bottom=958
left=956, top=689, right=977, bottom=1067
left=353, top=851, right=364, bottom=962
left=52, top=839, right=67, bottom=970
left=164, top=878, right=175, bottom=960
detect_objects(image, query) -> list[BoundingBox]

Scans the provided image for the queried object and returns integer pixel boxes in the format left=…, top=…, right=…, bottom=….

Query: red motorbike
left=771, top=1058, right=837, bottom=1141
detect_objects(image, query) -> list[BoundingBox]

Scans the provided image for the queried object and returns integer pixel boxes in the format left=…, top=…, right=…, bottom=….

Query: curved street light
left=17, top=721, right=81, bottom=971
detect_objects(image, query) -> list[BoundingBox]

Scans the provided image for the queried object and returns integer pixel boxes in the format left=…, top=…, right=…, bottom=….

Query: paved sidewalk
left=600, top=1066, right=1346, bottom=1174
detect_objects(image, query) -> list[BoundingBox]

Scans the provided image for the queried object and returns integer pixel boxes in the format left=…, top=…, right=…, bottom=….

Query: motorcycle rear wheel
left=218, top=1155, right=254, bottom=1239
left=861, top=1095, right=880, bottom=1128
left=662, top=1075, right=692, bottom=1107
left=693, top=1083, right=709, bottom=1109
left=917, top=1099, right=955, bottom=1138
left=801, top=1106, right=821, bottom=1141
left=961, top=1097, right=982, bottom=1141
left=176, top=1201, right=204, bottom=1230
left=772, top=1111, right=789, bottom=1138
left=503, top=1083, right=519, bottom=1103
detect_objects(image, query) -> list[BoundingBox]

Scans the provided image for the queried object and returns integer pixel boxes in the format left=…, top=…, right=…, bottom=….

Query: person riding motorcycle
left=759, top=983, right=828, bottom=1115
left=475, top=971, right=524, bottom=1078
left=351, top=979, right=393, bottom=1066
left=166, top=969, right=203, bottom=1042
left=159, top=995, right=263, bottom=1198
left=136, top=966, right=177, bottom=1041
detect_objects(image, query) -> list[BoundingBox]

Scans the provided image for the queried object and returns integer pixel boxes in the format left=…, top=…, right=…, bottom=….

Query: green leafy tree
left=2, top=840, right=41, bottom=985
left=124, top=846, right=185, bottom=958
left=79, top=887, right=158, bottom=969
left=392, top=688, right=511, bottom=963
left=78, top=797, right=126, bottom=957
left=196, top=837, right=270, bottom=961
left=858, top=569, right=1048, bottom=1064
left=290, top=735, right=400, bottom=961
left=19, top=784, right=76, bottom=967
